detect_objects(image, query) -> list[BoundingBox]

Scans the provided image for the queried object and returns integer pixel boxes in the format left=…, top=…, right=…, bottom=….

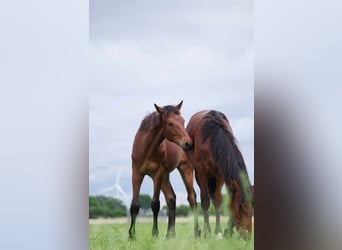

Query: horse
left=185, top=110, right=253, bottom=239
left=128, top=101, right=200, bottom=239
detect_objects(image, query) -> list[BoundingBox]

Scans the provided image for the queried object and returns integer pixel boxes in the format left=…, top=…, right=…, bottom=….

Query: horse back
left=186, top=111, right=213, bottom=172
left=186, top=110, right=208, bottom=139
left=186, top=110, right=233, bottom=177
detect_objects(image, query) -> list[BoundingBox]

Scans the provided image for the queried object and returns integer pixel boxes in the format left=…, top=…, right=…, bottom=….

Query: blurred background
left=89, top=0, right=254, bottom=208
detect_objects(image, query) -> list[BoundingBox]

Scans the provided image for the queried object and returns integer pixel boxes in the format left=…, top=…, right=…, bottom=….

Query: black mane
left=201, top=110, right=251, bottom=204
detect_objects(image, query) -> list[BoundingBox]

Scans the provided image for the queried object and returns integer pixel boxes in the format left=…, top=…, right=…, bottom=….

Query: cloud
left=89, top=1, right=254, bottom=203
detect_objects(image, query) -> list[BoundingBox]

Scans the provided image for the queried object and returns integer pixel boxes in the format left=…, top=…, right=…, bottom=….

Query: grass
left=89, top=217, right=254, bottom=250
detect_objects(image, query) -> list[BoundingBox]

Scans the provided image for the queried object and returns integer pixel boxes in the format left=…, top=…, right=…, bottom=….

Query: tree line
left=89, top=194, right=153, bottom=218
left=89, top=194, right=231, bottom=218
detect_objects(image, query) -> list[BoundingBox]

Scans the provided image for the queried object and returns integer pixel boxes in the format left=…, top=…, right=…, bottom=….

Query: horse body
left=186, top=110, right=253, bottom=238
left=128, top=101, right=199, bottom=239
left=132, top=136, right=181, bottom=175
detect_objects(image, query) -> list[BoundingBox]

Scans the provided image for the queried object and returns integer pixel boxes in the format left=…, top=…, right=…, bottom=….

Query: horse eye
left=168, top=122, right=173, bottom=126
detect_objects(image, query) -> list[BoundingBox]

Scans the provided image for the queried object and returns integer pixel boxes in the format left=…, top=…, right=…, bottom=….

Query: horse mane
left=139, top=105, right=180, bottom=131
left=201, top=110, right=251, bottom=204
left=139, top=112, right=160, bottom=131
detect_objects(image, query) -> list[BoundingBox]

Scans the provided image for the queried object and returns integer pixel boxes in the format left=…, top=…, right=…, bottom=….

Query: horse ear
left=176, top=100, right=183, bottom=111
left=154, top=103, right=163, bottom=114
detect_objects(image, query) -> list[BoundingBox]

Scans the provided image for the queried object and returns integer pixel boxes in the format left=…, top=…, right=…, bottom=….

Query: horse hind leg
left=201, top=196, right=211, bottom=238
left=178, top=162, right=200, bottom=238
left=128, top=171, right=144, bottom=240
left=196, top=172, right=211, bottom=238
left=161, top=175, right=176, bottom=239
left=211, top=178, right=224, bottom=239
left=151, top=170, right=163, bottom=238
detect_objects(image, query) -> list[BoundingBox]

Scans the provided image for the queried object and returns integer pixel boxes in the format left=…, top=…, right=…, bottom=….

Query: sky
left=89, top=0, right=253, bottom=206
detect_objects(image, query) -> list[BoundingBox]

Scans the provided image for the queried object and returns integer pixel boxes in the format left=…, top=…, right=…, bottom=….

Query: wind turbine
left=114, top=166, right=130, bottom=207
left=99, top=166, right=131, bottom=209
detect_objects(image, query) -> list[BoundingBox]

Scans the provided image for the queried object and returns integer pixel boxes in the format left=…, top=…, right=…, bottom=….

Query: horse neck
left=142, top=125, right=165, bottom=157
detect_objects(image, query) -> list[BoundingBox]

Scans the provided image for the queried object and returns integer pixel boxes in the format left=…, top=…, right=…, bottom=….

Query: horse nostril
left=184, top=142, right=193, bottom=151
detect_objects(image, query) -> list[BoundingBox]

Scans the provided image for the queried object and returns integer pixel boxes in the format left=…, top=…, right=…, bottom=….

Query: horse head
left=231, top=179, right=253, bottom=238
left=154, top=100, right=193, bottom=151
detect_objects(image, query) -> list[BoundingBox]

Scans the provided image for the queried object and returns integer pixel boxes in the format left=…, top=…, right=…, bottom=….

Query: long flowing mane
left=201, top=110, right=251, bottom=204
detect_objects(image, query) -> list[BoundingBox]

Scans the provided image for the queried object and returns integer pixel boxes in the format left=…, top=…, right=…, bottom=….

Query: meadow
left=89, top=217, right=254, bottom=250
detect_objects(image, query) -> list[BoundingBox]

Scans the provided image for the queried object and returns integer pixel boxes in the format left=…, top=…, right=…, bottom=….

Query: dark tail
left=201, top=110, right=251, bottom=204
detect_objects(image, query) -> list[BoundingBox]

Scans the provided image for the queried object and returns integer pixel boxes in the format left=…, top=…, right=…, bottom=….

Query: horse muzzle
left=182, top=141, right=193, bottom=151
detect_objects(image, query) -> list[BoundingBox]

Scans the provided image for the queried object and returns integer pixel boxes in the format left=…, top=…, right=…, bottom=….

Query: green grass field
left=89, top=217, right=254, bottom=250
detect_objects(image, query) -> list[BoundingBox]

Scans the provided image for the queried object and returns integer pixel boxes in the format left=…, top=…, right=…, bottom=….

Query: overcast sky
left=89, top=0, right=253, bottom=206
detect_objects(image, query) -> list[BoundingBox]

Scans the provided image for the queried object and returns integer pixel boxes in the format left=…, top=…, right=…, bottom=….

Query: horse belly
left=164, top=141, right=181, bottom=172
left=135, top=160, right=162, bottom=179
left=192, top=137, right=220, bottom=178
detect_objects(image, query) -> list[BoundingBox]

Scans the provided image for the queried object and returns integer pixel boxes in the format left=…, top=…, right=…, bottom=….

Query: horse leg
left=151, top=169, right=163, bottom=238
left=225, top=186, right=238, bottom=238
left=225, top=214, right=235, bottom=237
left=161, top=175, right=176, bottom=238
left=128, top=170, right=144, bottom=240
left=177, top=162, right=200, bottom=238
left=213, top=178, right=224, bottom=239
left=195, top=172, right=211, bottom=238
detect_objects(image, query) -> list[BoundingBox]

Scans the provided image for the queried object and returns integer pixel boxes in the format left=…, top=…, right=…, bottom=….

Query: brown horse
left=186, top=110, right=253, bottom=239
left=128, top=101, right=200, bottom=239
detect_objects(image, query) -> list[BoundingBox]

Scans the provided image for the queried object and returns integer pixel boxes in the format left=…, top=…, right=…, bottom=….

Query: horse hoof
left=152, top=228, right=159, bottom=238
left=128, top=234, right=136, bottom=241
left=223, top=228, right=232, bottom=238
left=165, top=232, right=175, bottom=239
left=216, top=232, right=222, bottom=240
left=194, top=229, right=201, bottom=238
left=203, top=230, right=211, bottom=239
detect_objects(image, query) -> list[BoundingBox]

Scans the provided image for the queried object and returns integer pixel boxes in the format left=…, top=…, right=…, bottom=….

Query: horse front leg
left=225, top=214, right=235, bottom=238
left=128, top=170, right=144, bottom=240
left=225, top=184, right=238, bottom=238
left=161, top=175, right=176, bottom=238
left=151, top=170, right=163, bottom=238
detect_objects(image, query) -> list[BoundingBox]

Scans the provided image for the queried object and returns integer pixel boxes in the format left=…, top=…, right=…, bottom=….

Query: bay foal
left=128, top=101, right=199, bottom=239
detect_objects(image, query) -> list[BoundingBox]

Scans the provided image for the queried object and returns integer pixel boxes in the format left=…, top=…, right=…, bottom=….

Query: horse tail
left=201, top=110, right=251, bottom=204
